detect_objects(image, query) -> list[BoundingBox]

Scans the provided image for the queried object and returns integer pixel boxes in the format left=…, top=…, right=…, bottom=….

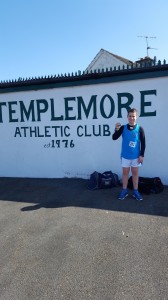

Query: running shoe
left=118, top=189, right=128, bottom=200
left=132, top=190, right=143, bottom=201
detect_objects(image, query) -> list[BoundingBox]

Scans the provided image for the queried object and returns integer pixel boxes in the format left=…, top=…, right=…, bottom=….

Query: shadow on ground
left=0, top=177, right=167, bottom=217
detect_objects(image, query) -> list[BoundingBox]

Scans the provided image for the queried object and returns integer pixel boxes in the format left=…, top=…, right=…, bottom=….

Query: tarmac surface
left=0, top=177, right=167, bottom=300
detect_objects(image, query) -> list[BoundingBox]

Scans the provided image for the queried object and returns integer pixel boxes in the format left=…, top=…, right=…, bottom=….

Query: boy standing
left=112, top=108, right=146, bottom=201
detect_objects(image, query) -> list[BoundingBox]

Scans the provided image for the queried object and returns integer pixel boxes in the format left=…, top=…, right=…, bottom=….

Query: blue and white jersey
left=121, top=124, right=140, bottom=159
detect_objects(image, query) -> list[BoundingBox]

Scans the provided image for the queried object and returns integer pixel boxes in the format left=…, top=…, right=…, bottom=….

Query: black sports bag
left=128, top=176, right=164, bottom=194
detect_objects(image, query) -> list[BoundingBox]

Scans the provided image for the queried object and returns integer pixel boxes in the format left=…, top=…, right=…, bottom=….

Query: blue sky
left=0, top=0, right=167, bottom=81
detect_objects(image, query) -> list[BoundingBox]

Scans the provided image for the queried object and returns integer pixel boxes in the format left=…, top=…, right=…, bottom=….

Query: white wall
left=0, top=76, right=168, bottom=184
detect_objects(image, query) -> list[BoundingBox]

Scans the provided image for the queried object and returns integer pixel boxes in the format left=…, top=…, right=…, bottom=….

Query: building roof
left=0, top=49, right=167, bottom=94
left=85, top=48, right=133, bottom=72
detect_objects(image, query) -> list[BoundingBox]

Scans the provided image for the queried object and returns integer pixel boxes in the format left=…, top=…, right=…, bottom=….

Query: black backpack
left=128, top=176, right=164, bottom=194
left=88, top=171, right=119, bottom=190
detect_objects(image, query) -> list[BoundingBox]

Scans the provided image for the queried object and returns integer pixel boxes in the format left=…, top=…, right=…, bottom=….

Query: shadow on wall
left=0, top=177, right=167, bottom=217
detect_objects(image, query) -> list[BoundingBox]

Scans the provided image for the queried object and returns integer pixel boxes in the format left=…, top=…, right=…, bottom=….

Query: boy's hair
left=128, top=108, right=138, bottom=115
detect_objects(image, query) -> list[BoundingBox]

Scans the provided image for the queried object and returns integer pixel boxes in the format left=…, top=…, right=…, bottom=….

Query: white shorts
left=121, top=157, right=142, bottom=168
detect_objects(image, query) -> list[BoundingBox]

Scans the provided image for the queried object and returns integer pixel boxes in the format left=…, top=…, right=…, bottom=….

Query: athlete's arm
left=112, top=125, right=124, bottom=140
left=139, top=126, right=146, bottom=156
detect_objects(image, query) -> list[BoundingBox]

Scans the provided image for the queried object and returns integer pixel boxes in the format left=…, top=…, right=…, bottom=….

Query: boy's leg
left=118, top=159, right=130, bottom=200
left=131, top=166, right=143, bottom=201
left=122, top=167, right=130, bottom=189
left=131, top=166, right=139, bottom=189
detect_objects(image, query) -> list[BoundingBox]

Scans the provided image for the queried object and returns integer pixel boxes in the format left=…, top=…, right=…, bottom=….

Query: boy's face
left=127, top=112, right=138, bottom=126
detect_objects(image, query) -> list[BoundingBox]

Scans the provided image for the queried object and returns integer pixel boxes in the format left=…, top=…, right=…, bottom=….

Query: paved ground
left=0, top=177, right=167, bottom=300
